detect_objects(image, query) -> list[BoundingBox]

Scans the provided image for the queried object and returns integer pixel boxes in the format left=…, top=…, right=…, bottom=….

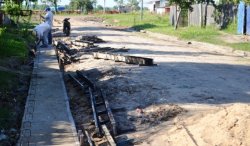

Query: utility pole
left=140, top=0, right=143, bottom=20
left=103, top=0, right=106, bottom=13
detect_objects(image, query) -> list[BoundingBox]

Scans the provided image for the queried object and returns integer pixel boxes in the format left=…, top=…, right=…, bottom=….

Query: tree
left=92, top=0, right=97, bottom=9
left=169, top=0, right=194, bottom=29
left=96, top=4, right=103, bottom=11
left=127, top=0, right=139, bottom=11
left=114, top=0, right=123, bottom=11
left=47, top=0, right=58, bottom=12
left=69, top=0, right=94, bottom=13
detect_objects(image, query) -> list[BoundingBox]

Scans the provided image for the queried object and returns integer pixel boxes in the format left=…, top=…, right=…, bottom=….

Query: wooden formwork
left=93, top=52, right=155, bottom=66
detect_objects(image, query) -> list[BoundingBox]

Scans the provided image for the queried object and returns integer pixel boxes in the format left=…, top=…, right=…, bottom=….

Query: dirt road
left=54, top=16, right=250, bottom=146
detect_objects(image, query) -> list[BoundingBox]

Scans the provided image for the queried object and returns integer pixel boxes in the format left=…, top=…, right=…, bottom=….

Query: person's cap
left=45, top=7, right=51, bottom=12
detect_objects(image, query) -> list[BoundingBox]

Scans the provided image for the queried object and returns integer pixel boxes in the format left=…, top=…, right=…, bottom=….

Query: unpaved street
left=54, top=16, right=250, bottom=146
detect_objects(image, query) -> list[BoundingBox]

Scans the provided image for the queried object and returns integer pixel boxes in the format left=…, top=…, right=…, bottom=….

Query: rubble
left=76, top=35, right=105, bottom=43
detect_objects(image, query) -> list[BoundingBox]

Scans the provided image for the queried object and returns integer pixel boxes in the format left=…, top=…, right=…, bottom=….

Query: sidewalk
left=18, top=46, right=79, bottom=145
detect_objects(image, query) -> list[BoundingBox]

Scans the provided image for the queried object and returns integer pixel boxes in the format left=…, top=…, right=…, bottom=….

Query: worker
left=40, top=7, right=53, bottom=45
left=33, top=22, right=50, bottom=48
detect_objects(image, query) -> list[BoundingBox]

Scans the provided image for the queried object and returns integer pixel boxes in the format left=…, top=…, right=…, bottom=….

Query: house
left=118, top=5, right=132, bottom=13
left=50, top=6, right=66, bottom=12
left=147, top=0, right=170, bottom=15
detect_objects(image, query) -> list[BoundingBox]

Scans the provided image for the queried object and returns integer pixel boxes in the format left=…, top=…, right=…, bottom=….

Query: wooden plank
left=93, top=52, right=154, bottom=66
left=88, top=87, right=102, bottom=136
left=101, top=90, right=117, bottom=136
left=72, top=41, right=93, bottom=47
left=101, top=124, right=117, bottom=146
left=84, top=130, right=94, bottom=146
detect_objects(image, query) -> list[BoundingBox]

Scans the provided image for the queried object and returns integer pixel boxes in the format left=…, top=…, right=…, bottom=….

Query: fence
left=237, top=2, right=250, bottom=35
left=170, top=4, right=235, bottom=27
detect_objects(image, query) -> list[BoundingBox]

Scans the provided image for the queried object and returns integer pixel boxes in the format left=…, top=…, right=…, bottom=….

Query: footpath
left=18, top=46, right=79, bottom=145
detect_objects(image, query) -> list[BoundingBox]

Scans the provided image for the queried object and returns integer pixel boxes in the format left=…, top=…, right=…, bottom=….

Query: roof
left=147, top=0, right=160, bottom=4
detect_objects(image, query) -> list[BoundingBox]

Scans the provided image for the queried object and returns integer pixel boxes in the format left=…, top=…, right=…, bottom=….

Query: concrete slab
left=18, top=46, right=79, bottom=146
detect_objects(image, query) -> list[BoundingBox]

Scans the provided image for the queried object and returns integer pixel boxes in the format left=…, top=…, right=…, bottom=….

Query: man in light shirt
left=41, top=7, right=53, bottom=45
left=33, top=22, right=50, bottom=48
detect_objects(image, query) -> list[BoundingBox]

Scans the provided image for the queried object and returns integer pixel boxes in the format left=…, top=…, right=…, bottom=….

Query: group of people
left=34, top=7, right=54, bottom=48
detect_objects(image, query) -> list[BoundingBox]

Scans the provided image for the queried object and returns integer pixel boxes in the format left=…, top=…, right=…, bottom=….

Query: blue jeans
left=48, top=30, right=52, bottom=45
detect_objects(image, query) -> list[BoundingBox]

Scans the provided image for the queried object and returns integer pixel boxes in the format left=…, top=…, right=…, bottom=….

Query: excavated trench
left=54, top=34, right=185, bottom=146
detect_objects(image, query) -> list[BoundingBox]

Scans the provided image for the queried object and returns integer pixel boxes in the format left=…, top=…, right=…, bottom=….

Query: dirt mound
left=147, top=104, right=250, bottom=146
left=193, top=104, right=250, bottom=146
left=138, top=104, right=186, bottom=125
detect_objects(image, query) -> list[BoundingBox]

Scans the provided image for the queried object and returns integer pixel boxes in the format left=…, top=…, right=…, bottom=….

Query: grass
left=0, top=28, right=29, bottom=60
left=229, top=43, right=250, bottom=51
left=97, top=12, right=250, bottom=52
left=0, top=23, right=34, bottom=132
left=223, top=22, right=238, bottom=34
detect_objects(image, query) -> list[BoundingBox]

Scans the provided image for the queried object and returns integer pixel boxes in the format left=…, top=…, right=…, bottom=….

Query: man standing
left=41, top=7, right=53, bottom=45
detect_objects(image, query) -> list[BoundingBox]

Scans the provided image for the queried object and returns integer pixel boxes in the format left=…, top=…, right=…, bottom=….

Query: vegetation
left=0, top=3, right=35, bottom=142
left=0, top=28, right=33, bottom=144
left=99, top=12, right=250, bottom=52
left=0, top=28, right=28, bottom=60
left=127, top=0, right=140, bottom=11
left=69, top=0, right=96, bottom=13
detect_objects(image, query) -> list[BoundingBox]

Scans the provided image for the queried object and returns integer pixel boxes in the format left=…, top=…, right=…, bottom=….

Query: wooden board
left=93, top=52, right=154, bottom=66
left=102, top=90, right=117, bottom=136
left=101, top=124, right=117, bottom=146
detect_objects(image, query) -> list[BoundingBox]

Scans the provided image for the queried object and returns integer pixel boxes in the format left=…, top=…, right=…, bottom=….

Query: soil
left=219, top=31, right=250, bottom=44
left=54, top=15, right=250, bottom=146
left=0, top=58, right=33, bottom=145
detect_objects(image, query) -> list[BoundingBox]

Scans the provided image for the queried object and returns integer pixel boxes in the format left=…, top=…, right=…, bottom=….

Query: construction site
left=16, top=15, right=250, bottom=146
left=0, top=11, right=249, bottom=145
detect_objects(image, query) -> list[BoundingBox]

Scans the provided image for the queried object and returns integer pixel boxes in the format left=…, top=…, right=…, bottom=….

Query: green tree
left=127, top=0, right=139, bottom=11
left=169, top=0, right=194, bottom=29
left=96, top=4, right=103, bottom=11
left=45, top=0, right=59, bottom=12
left=69, top=0, right=94, bottom=13
left=114, top=0, right=123, bottom=11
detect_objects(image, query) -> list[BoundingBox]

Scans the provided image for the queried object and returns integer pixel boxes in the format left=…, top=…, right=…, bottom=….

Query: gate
left=237, top=1, right=245, bottom=34
left=246, top=6, right=250, bottom=35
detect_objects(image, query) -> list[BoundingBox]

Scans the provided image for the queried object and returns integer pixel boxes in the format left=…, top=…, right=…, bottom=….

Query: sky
left=56, top=0, right=150, bottom=7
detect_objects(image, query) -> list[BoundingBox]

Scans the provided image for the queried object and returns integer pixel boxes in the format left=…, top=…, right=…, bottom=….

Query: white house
left=147, top=0, right=169, bottom=15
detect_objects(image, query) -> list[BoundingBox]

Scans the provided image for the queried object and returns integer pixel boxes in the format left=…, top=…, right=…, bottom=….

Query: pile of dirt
left=146, top=104, right=250, bottom=146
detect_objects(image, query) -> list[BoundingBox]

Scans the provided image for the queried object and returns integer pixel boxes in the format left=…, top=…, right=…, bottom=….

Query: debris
left=138, top=105, right=185, bottom=125
left=76, top=35, right=105, bottom=43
